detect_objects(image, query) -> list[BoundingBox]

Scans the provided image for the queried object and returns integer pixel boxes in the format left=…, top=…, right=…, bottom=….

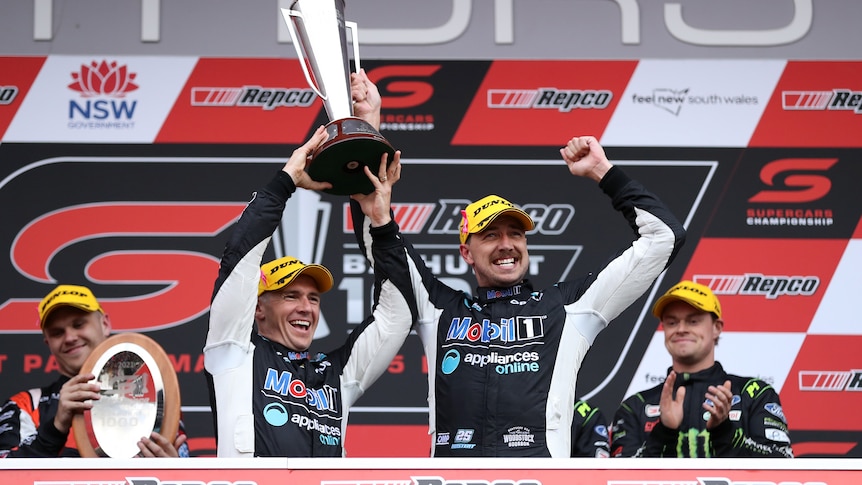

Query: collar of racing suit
left=670, top=361, right=727, bottom=387
left=475, top=279, right=536, bottom=305
left=256, top=332, right=325, bottom=363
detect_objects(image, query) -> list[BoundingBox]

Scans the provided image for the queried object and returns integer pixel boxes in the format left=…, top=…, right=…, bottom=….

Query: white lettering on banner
left=34, top=0, right=815, bottom=47
left=411, top=478, right=542, bottom=485
left=32, top=480, right=258, bottom=485
left=34, top=0, right=161, bottom=41
left=351, top=0, right=811, bottom=46
left=607, top=480, right=829, bottom=485
left=141, top=0, right=159, bottom=42
left=664, top=0, right=813, bottom=46
left=33, top=0, right=52, bottom=40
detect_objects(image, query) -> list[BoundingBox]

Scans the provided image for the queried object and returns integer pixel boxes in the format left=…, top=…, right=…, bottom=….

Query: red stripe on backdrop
left=345, top=425, right=430, bottom=457
left=0, top=56, right=46, bottom=138
left=750, top=61, right=862, bottom=148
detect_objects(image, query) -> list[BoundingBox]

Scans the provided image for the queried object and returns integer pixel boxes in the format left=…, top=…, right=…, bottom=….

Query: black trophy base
left=308, top=117, right=395, bottom=195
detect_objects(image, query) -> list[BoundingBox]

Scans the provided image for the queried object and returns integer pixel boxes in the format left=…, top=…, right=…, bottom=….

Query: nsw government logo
left=67, top=59, right=139, bottom=130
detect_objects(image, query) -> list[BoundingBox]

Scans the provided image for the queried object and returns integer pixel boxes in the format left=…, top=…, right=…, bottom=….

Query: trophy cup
left=281, top=0, right=395, bottom=196
left=72, top=333, right=181, bottom=458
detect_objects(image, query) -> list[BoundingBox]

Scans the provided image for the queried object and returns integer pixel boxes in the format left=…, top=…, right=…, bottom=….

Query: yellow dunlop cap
left=459, top=194, right=534, bottom=244
left=38, top=284, right=103, bottom=328
left=258, top=256, right=334, bottom=296
left=652, top=280, right=722, bottom=319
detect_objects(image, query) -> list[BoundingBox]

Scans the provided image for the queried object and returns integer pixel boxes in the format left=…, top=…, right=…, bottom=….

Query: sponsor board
left=451, top=60, right=636, bottom=145
left=750, top=61, right=862, bottom=148
left=4, top=56, right=196, bottom=142
left=706, top=149, right=861, bottom=239
left=155, top=57, right=321, bottom=144
left=602, top=60, right=785, bottom=147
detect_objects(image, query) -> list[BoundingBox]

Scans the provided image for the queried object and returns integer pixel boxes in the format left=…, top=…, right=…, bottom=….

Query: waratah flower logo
left=68, top=60, right=139, bottom=97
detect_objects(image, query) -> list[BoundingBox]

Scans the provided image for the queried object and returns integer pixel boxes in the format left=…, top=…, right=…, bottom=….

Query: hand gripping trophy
left=281, top=0, right=395, bottom=195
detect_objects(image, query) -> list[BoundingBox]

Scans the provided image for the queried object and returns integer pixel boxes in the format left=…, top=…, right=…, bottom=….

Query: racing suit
left=0, top=376, right=189, bottom=457
left=572, top=399, right=610, bottom=458
left=351, top=166, right=685, bottom=457
left=611, top=362, right=793, bottom=457
left=204, top=170, right=414, bottom=457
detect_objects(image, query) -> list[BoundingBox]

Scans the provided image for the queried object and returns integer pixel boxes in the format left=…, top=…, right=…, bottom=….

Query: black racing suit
left=571, top=398, right=610, bottom=458
left=204, top=171, right=414, bottom=457
left=0, top=376, right=189, bottom=457
left=352, top=166, right=685, bottom=457
left=611, top=362, right=793, bottom=458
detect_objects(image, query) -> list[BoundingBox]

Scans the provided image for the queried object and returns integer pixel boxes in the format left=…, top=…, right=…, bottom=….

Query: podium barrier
left=2, top=458, right=862, bottom=485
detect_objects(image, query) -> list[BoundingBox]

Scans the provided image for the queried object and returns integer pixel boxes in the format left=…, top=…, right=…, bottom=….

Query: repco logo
left=345, top=200, right=576, bottom=237
left=695, top=273, right=820, bottom=300
left=534, top=88, right=613, bottom=112
left=0, top=86, right=18, bottom=105
left=122, top=479, right=257, bottom=485
left=428, top=200, right=575, bottom=237
left=368, top=65, right=441, bottom=109
left=748, top=158, right=838, bottom=203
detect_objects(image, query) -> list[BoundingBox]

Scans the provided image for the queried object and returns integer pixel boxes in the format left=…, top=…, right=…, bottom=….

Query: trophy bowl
left=72, top=333, right=181, bottom=458
left=309, top=117, right=395, bottom=196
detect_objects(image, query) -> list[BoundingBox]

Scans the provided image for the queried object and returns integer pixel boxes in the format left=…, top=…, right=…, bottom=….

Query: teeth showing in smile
left=290, top=320, right=310, bottom=328
left=495, top=258, right=515, bottom=266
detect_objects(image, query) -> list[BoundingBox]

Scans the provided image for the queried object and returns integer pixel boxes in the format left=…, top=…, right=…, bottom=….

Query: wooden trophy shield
left=72, top=333, right=181, bottom=457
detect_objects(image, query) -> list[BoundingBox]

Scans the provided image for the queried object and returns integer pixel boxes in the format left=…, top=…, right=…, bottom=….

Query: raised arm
left=338, top=152, right=415, bottom=401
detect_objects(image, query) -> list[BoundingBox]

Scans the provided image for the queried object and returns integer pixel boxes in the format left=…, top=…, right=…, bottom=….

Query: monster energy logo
left=676, top=428, right=713, bottom=457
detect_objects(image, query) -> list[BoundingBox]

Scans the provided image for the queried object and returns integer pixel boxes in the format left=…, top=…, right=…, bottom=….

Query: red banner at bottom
left=3, top=458, right=861, bottom=485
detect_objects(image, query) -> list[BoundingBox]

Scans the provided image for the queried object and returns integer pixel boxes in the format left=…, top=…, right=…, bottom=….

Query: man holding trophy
left=202, top=1, right=415, bottom=457
left=0, top=285, right=189, bottom=458
left=204, top=59, right=416, bottom=455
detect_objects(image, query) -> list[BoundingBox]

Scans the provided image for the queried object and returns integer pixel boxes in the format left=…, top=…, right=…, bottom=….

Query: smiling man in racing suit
left=351, top=135, right=686, bottom=457
left=204, top=67, right=415, bottom=456
left=1, top=285, right=189, bottom=458
left=610, top=281, right=793, bottom=458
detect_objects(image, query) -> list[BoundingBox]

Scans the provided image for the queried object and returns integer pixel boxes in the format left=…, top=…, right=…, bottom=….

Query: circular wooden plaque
left=72, top=333, right=181, bottom=457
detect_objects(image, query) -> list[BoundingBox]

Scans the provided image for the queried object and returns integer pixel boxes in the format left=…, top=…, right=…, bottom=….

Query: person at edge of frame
left=0, top=285, right=190, bottom=458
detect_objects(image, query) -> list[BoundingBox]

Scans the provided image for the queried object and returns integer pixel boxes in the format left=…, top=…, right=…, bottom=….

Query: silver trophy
left=281, top=0, right=394, bottom=196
